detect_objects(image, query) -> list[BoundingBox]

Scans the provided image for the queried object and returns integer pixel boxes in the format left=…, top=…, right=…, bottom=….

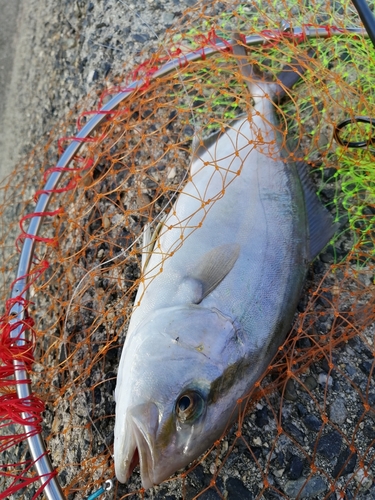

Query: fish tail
left=232, top=33, right=316, bottom=102
left=231, top=33, right=274, bottom=99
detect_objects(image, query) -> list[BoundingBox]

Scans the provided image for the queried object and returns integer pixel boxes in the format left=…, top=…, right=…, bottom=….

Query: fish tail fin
left=274, top=48, right=316, bottom=102
left=232, top=33, right=315, bottom=102
left=231, top=33, right=271, bottom=98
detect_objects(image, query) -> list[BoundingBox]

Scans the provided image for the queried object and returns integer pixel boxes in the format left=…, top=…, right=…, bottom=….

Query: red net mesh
left=1, top=1, right=375, bottom=499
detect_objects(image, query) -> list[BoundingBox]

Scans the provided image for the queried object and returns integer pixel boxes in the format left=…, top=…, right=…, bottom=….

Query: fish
left=113, top=36, right=336, bottom=489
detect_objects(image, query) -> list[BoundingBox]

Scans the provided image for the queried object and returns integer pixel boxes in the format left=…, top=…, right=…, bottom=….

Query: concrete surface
left=0, top=0, right=21, bottom=182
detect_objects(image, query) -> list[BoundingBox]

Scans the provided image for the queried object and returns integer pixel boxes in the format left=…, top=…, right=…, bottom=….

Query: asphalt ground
left=0, top=0, right=21, bottom=181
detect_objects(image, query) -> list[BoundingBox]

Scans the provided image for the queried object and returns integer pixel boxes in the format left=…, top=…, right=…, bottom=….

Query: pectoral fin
left=187, top=243, right=241, bottom=303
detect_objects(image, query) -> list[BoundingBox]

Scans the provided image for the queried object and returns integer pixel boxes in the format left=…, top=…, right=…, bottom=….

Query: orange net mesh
left=1, top=1, right=375, bottom=499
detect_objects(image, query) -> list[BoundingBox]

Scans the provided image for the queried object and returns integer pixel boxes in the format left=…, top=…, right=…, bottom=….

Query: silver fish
left=114, top=37, right=335, bottom=488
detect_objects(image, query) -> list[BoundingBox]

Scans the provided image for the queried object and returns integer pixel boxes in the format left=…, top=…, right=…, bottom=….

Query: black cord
left=351, top=0, right=375, bottom=48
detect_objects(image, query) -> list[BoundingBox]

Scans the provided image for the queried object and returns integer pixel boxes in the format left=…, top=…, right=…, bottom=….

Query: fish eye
left=175, top=390, right=204, bottom=423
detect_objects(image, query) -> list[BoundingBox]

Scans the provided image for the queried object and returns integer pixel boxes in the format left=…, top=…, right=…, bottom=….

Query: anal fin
left=296, top=161, right=338, bottom=261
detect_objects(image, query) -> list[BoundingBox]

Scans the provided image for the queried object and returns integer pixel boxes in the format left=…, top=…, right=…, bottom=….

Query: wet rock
left=304, top=375, right=318, bottom=391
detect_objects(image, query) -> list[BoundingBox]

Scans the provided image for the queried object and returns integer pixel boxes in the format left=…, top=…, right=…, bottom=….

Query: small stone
left=333, top=446, right=357, bottom=478
left=253, top=436, right=262, bottom=447
left=318, top=373, right=333, bottom=387
left=163, top=12, right=175, bottom=24
left=355, top=468, right=373, bottom=491
left=284, top=475, right=327, bottom=498
left=303, top=414, right=322, bottom=432
left=255, top=406, right=269, bottom=428
left=284, top=379, right=298, bottom=402
left=283, top=421, right=305, bottom=445
left=285, top=455, right=304, bottom=480
left=274, top=468, right=285, bottom=478
left=87, top=69, right=98, bottom=83
left=316, top=431, right=342, bottom=460
left=304, top=376, right=318, bottom=391
left=132, top=33, right=150, bottom=43
left=296, top=403, right=308, bottom=417
left=167, top=167, right=176, bottom=179
left=198, top=489, right=222, bottom=500
left=102, top=216, right=110, bottom=229
left=359, top=361, right=373, bottom=376
left=226, top=477, right=253, bottom=500
left=329, top=397, right=348, bottom=425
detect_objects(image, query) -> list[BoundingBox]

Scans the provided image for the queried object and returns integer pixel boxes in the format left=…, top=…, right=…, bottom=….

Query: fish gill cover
left=0, top=0, right=374, bottom=499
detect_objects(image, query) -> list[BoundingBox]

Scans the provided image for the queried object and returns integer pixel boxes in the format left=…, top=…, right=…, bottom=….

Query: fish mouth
left=115, top=402, right=159, bottom=489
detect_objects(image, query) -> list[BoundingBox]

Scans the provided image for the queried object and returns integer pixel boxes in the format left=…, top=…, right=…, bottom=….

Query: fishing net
left=1, top=0, right=375, bottom=498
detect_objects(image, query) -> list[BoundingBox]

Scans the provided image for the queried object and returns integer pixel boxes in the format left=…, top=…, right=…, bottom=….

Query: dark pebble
left=319, top=251, right=334, bottom=264
left=320, top=187, right=335, bottom=201
left=187, top=464, right=207, bottom=488
left=132, top=33, right=150, bottom=43
left=284, top=475, right=327, bottom=498
left=359, top=361, right=373, bottom=376
left=304, top=375, right=318, bottom=391
left=154, top=488, right=176, bottom=500
left=285, top=455, right=304, bottom=480
left=363, top=424, right=375, bottom=440
left=363, top=205, right=375, bottom=216
left=284, top=379, right=298, bottom=402
left=198, top=488, right=222, bottom=500
left=316, top=430, right=342, bottom=460
left=238, top=439, right=262, bottom=460
left=322, top=167, right=337, bottom=182
left=296, top=403, right=308, bottom=417
left=303, top=414, right=323, bottom=432
left=283, top=421, right=305, bottom=445
left=255, top=406, right=269, bottom=427
left=296, top=336, right=312, bottom=349
left=313, top=258, right=326, bottom=274
left=333, top=446, right=357, bottom=478
left=345, top=364, right=357, bottom=377
left=226, top=477, right=253, bottom=500
left=317, top=291, right=333, bottom=308
left=368, top=392, right=375, bottom=407
left=102, top=62, right=111, bottom=77
left=182, top=124, right=195, bottom=137
left=263, top=490, right=284, bottom=499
